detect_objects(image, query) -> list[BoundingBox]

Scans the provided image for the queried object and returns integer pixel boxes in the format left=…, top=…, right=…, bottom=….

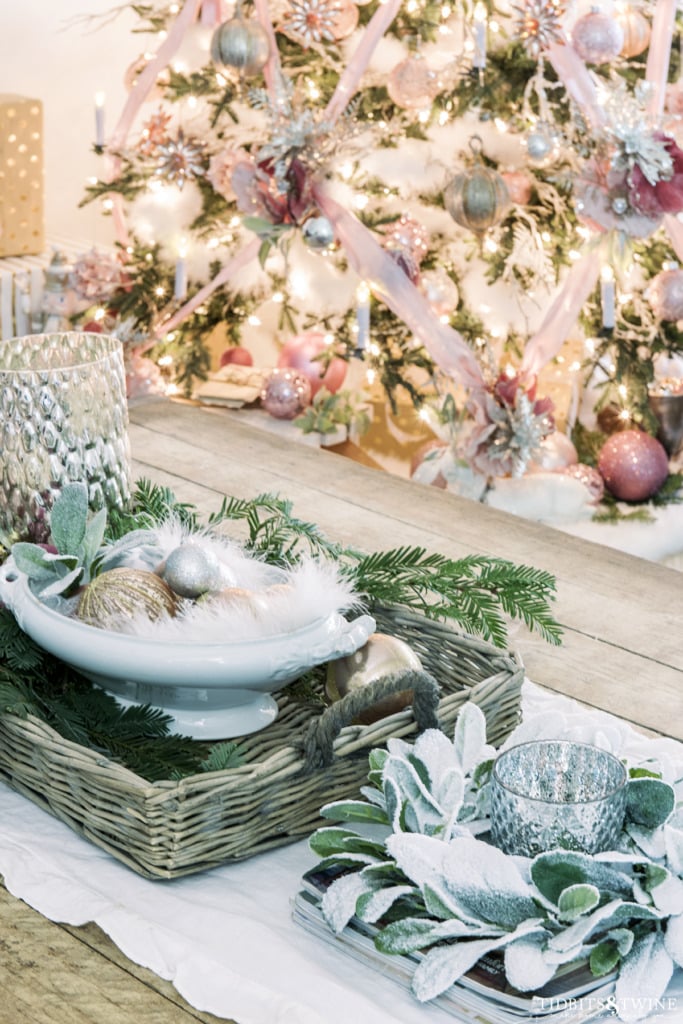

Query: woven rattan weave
left=0, top=606, right=523, bottom=879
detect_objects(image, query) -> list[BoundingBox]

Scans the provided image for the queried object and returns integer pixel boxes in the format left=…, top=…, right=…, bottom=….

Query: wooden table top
left=2, top=396, right=682, bottom=1024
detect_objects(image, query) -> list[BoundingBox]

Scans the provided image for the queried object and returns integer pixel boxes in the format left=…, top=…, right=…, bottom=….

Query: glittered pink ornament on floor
left=387, top=56, right=440, bottom=110
left=261, top=368, right=312, bottom=419
left=277, top=331, right=347, bottom=397
left=572, top=9, right=624, bottom=64
left=597, top=430, right=669, bottom=502
left=649, top=267, right=683, bottom=321
left=219, top=346, right=253, bottom=367
left=557, top=463, right=605, bottom=504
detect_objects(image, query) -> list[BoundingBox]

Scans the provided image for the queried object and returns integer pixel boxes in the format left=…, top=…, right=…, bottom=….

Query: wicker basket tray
left=0, top=606, right=524, bottom=879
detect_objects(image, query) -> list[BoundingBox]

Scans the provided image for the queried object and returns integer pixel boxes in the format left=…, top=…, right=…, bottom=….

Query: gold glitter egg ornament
left=444, top=137, right=510, bottom=237
left=210, top=14, right=270, bottom=78
left=326, top=633, right=423, bottom=725
left=77, top=568, right=178, bottom=630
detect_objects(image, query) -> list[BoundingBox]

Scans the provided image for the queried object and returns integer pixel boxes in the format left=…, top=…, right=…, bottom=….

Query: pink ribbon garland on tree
left=313, top=186, right=486, bottom=392
left=646, top=0, right=677, bottom=122
left=105, top=0, right=204, bottom=246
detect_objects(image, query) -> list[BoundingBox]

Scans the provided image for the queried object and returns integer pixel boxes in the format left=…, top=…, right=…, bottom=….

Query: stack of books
left=293, top=865, right=618, bottom=1024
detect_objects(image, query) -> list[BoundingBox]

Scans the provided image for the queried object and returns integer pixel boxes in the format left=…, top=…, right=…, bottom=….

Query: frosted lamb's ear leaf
left=412, top=921, right=543, bottom=1002
left=411, top=729, right=459, bottom=787
left=49, top=482, right=88, bottom=554
left=664, top=913, right=683, bottom=968
left=625, top=778, right=675, bottom=829
left=440, top=837, right=538, bottom=930
left=386, top=833, right=446, bottom=887
left=504, top=934, right=557, bottom=992
left=320, top=872, right=373, bottom=934
left=453, top=702, right=490, bottom=774
left=355, top=885, right=416, bottom=925
left=556, top=883, right=601, bottom=922
left=664, top=813, right=683, bottom=876
left=614, top=932, right=674, bottom=1023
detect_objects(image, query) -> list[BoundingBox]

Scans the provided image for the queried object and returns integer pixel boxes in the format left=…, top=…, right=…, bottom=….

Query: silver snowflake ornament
left=155, top=130, right=207, bottom=189
left=512, top=0, right=566, bottom=59
left=282, top=0, right=341, bottom=47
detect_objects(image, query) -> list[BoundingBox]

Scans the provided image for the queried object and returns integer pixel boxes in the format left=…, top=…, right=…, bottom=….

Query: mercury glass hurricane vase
left=489, top=739, right=628, bottom=857
left=0, top=332, right=131, bottom=543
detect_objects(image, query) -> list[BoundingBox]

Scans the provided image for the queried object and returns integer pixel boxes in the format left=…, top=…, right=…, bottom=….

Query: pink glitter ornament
left=572, top=9, right=624, bottom=65
left=557, top=463, right=605, bottom=504
left=649, top=267, right=683, bottom=321
left=277, top=332, right=347, bottom=397
left=261, top=368, right=312, bottom=419
left=387, top=56, right=439, bottom=110
left=597, top=430, right=669, bottom=502
left=219, top=346, right=253, bottom=367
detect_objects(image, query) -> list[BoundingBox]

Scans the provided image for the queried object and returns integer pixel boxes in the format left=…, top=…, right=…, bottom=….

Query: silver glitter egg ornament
left=210, top=15, right=270, bottom=78
left=162, top=543, right=223, bottom=598
left=302, top=214, right=336, bottom=252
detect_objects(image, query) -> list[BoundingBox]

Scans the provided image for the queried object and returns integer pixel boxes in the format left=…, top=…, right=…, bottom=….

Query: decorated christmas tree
left=74, top=0, right=683, bottom=512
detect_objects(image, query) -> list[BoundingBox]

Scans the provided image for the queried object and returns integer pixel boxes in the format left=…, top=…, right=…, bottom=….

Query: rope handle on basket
left=301, top=668, right=441, bottom=771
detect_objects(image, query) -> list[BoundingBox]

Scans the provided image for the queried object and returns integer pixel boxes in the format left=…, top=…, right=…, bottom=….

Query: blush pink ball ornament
left=572, top=9, right=624, bottom=64
left=277, top=332, right=347, bottom=397
left=219, top=346, right=253, bottom=367
left=261, top=368, right=311, bottom=419
left=649, top=267, right=683, bottom=321
left=597, top=430, right=669, bottom=501
left=557, top=463, right=605, bottom=504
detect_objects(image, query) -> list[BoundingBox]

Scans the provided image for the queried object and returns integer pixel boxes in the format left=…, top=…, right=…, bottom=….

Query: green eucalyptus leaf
left=626, top=777, right=675, bottom=828
left=50, top=483, right=89, bottom=554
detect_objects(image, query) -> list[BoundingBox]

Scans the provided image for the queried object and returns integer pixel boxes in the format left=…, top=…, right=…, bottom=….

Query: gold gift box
left=0, top=95, right=44, bottom=257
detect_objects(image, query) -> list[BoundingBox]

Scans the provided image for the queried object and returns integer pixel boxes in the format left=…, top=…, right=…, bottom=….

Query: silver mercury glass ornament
left=302, top=214, right=336, bottom=252
left=444, top=136, right=510, bottom=237
left=210, top=6, right=270, bottom=78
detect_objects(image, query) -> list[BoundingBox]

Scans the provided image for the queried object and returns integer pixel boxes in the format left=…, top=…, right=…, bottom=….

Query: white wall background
left=0, top=1, right=142, bottom=244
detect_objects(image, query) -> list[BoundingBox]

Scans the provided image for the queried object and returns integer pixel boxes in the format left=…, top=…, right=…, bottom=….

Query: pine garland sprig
left=343, top=548, right=562, bottom=647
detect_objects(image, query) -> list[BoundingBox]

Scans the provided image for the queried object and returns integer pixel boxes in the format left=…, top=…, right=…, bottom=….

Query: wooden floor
left=0, top=884, right=229, bottom=1023
left=1, top=396, right=682, bottom=1022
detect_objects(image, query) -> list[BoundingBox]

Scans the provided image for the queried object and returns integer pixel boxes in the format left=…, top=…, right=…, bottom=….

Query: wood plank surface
left=0, top=884, right=229, bottom=1023
left=127, top=398, right=683, bottom=741
left=2, top=395, right=681, bottom=1024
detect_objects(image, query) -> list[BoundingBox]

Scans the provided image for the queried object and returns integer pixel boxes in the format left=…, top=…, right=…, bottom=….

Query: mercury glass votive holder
left=0, top=332, right=131, bottom=544
left=489, top=740, right=628, bottom=857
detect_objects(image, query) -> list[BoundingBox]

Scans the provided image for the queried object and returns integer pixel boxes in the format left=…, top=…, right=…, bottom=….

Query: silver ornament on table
left=326, top=633, right=423, bottom=725
left=162, top=543, right=226, bottom=599
left=210, top=13, right=270, bottom=77
left=302, top=214, right=336, bottom=252
left=444, top=136, right=511, bottom=237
